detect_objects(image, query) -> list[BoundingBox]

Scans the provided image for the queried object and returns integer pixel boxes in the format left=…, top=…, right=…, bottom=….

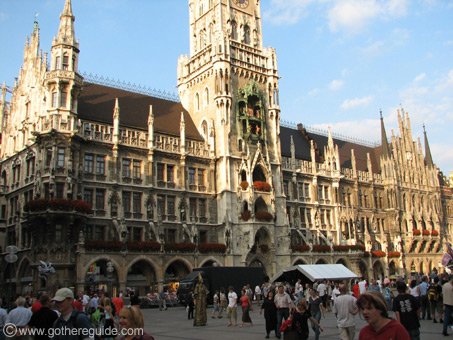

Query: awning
left=271, top=264, right=358, bottom=284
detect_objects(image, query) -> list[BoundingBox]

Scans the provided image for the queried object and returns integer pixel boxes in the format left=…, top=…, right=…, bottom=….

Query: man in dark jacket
left=393, top=281, right=420, bottom=340
left=28, top=294, right=58, bottom=340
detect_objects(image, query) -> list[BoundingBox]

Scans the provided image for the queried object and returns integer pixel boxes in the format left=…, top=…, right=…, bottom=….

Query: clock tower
left=177, top=0, right=289, bottom=272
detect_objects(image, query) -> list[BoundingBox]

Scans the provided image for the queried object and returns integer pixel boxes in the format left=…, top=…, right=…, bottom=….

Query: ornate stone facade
left=0, top=0, right=451, bottom=298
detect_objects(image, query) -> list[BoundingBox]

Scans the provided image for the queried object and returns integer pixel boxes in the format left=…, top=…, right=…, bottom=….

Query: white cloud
left=414, top=73, right=426, bottom=82
left=361, top=40, right=386, bottom=57
left=308, top=88, right=320, bottom=97
left=263, top=0, right=314, bottom=25
left=329, top=79, right=344, bottom=91
left=341, top=96, right=373, bottom=110
left=328, top=0, right=381, bottom=33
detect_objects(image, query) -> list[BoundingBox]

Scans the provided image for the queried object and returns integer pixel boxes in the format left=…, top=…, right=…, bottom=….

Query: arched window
left=204, top=87, right=209, bottom=106
left=195, top=93, right=200, bottom=111
left=62, top=54, right=69, bottom=70
left=201, top=120, right=208, bottom=138
left=231, top=20, right=237, bottom=40
left=243, top=25, right=251, bottom=44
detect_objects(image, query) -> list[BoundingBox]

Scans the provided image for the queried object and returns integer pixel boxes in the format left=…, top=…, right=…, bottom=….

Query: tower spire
left=380, top=110, right=391, bottom=158
left=55, top=0, right=76, bottom=46
left=423, top=124, right=434, bottom=167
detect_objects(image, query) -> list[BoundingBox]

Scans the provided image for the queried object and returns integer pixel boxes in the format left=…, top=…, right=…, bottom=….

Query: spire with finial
left=380, top=110, right=391, bottom=158
left=423, top=124, right=434, bottom=167
left=54, top=0, right=77, bottom=48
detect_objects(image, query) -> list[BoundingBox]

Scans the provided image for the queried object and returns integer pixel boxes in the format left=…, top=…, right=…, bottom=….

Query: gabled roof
left=78, top=82, right=204, bottom=141
left=280, top=125, right=382, bottom=172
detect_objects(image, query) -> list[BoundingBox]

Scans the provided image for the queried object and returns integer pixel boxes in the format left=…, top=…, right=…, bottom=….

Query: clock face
left=234, top=0, right=249, bottom=9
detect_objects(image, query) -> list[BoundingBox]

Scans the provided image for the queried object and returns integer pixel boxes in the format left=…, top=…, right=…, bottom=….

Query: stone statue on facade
left=193, top=273, right=207, bottom=326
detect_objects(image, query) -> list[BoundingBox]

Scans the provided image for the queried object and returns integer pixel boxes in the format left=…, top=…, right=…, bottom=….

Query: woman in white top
left=409, top=279, right=421, bottom=298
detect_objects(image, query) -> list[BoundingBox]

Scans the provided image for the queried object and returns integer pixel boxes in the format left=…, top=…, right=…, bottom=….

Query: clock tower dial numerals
left=233, top=0, right=249, bottom=9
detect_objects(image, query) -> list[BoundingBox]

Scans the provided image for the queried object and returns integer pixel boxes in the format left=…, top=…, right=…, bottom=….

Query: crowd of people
left=0, top=288, right=154, bottom=340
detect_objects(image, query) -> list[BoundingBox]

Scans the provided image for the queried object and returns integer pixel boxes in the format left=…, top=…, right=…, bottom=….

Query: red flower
left=413, top=229, right=421, bottom=236
left=241, top=210, right=251, bottom=221
left=422, top=229, right=430, bottom=236
left=291, top=244, right=310, bottom=252
left=312, top=244, right=331, bottom=253
left=255, top=211, right=273, bottom=221
left=253, top=181, right=271, bottom=192
left=371, top=250, right=386, bottom=257
left=431, top=230, right=439, bottom=236
left=387, top=251, right=401, bottom=258
left=240, top=181, right=249, bottom=190
left=198, top=243, right=227, bottom=253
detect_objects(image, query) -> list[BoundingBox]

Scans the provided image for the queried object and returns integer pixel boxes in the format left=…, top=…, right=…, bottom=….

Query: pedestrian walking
left=240, top=288, right=253, bottom=327
left=186, top=290, right=194, bottom=320
left=308, top=288, right=324, bottom=340
left=274, top=284, right=294, bottom=339
left=428, top=276, right=442, bottom=323
left=418, top=276, right=431, bottom=320
left=442, top=275, right=453, bottom=336
left=260, top=290, right=277, bottom=338
left=219, top=288, right=227, bottom=318
left=333, top=284, right=358, bottom=340
left=357, top=291, right=410, bottom=340
left=227, top=286, right=238, bottom=327
left=392, top=281, right=420, bottom=340
left=211, top=290, right=220, bottom=318
left=289, top=299, right=323, bottom=340
left=51, top=287, right=94, bottom=340
left=5, top=296, right=32, bottom=338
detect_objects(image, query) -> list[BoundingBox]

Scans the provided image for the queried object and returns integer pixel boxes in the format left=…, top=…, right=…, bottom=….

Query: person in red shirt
left=356, top=291, right=410, bottom=340
left=352, top=280, right=360, bottom=298
left=72, top=298, right=83, bottom=312
left=112, top=295, right=124, bottom=318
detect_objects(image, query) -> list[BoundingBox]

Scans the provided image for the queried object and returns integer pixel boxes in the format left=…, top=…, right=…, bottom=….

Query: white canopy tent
left=271, top=264, right=358, bottom=284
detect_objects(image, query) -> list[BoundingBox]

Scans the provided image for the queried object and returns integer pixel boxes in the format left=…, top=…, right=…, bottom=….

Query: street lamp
left=5, top=245, right=18, bottom=304
left=106, top=261, right=114, bottom=296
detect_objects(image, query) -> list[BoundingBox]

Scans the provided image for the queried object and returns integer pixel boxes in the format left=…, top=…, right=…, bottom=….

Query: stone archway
left=336, top=258, right=350, bottom=269
left=316, top=258, right=328, bottom=264
left=373, top=260, right=385, bottom=280
left=389, top=261, right=397, bottom=277
left=17, top=258, right=33, bottom=296
left=126, top=259, right=157, bottom=296
left=359, top=260, right=368, bottom=279
left=293, top=259, right=307, bottom=265
left=85, top=258, right=120, bottom=296
left=246, top=227, right=272, bottom=274
left=164, top=259, right=191, bottom=289
left=199, top=259, right=221, bottom=267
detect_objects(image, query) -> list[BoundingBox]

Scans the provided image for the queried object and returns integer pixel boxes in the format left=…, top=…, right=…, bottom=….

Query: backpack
left=428, top=285, right=438, bottom=301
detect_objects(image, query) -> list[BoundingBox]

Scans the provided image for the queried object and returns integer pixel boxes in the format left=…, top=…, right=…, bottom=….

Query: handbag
left=279, top=318, right=293, bottom=332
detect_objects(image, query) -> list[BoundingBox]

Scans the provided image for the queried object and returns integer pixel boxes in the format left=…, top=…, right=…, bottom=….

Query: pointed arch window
left=204, top=87, right=209, bottom=107
left=231, top=20, right=238, bottom=40
left=195, top=93, right=200, bottom=111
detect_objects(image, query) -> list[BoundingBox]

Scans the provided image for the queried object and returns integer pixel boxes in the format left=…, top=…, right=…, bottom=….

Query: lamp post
left=106, top=261, right=114, bottom=296
left=5, top=245, right=18, bottom=305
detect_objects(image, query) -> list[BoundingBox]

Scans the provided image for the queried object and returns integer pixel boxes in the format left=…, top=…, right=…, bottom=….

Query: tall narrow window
left=167, top=165, right=174, bottom=183
left=46, top=148, right=53, bottom=167
left=167, top=196, right=175, bottom=217
left=62, top=55, right=69, bottom=70
left=55, top=56, right=61, bottom=70
left=244, top=25, right=251, bottom=44
left=122, top=159, right=131, bottom=178
left=60, top=91, right=67, bottom=108
left=56, top=183, right=64, bottom=199
left=231, top=20, right=237, bottom=40
left=133, top=192, right=142, bottom=213
left=123, top=192, right=131, bottom=214
left=57, top=148, right=65, bottom=167
left=95, top=155, right=105, bottom=175
left=133, top=160, right=141, bottom=179
left=156, top=163, right=164, bottom=182
left=51, top=92, right=58, bottom=108
left=95, top=189, right=105, bottom=210
left=83, top=189, right=93, bottom=205
left=84, top=154, right=94, bottom=173
left=189, top=168, right=196, bottom=185
left=198, top=169, right=205, bottom=187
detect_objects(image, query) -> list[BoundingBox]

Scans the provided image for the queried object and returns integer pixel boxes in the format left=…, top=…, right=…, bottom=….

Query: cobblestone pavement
left=143, top=304, right=449, bottom=339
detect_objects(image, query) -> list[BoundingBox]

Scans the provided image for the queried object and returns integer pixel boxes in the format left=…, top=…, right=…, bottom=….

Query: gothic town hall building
left=1, top=0, right=452, bottom=297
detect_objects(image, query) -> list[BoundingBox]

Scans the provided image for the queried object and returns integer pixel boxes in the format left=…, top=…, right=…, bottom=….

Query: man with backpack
left=393, top=281, right=420, bottom=340
left=51, top=288, right=94, bottom=340
left=428, top=277, right=442, bottom=323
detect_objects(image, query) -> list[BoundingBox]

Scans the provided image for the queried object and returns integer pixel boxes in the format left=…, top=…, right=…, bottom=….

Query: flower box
left=24, top=198, right=93, bottom=214
left=387, top=251, right=401, bottom=258
left=422, top=229, right=430, bottom=236
left=312, top=244, right=331, bottom=253
left=85, top=240, right=123, bottom=251
left=291, top=244, right=310, bottom=252
left=431, top=230, right=439, bottom=236
left=241, top=210, right=251, bottom=221
left=371, top=250, right=386, bottom=257
left=198, top=243, right=227, bottom=253
left=164, top=243, right=196, bottom=252
left=253, top=181, right=271, bottom=192
left=352, top=244, right=366, bottom=251
left=127, top=241, right=161, bottom=251
left=333, top=245, right=351, bottom=252
left=240, top=181, right=249, bottom=190
left=413, top=229, right=421, bottom=236
left=255, top=211, right=273, bottom=221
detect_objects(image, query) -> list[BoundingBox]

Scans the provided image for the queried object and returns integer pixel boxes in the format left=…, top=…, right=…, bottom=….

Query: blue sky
left=0, top=0, right=452, bottom=174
